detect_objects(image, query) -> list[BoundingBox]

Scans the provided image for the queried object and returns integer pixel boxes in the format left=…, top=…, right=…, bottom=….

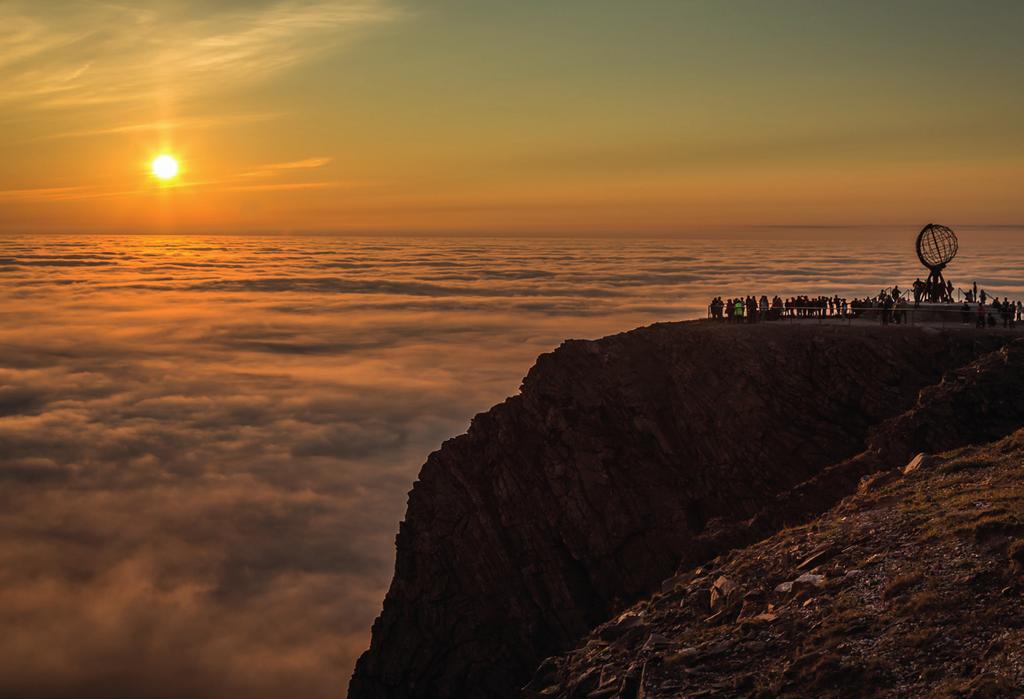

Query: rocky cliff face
left=348, top=322, right=1012, bottom=699
left=528, top=341, right=1024, bottom=697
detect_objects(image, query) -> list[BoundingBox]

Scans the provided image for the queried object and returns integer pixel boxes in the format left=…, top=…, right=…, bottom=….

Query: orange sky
left=1, top=1, right=1023, bottom=234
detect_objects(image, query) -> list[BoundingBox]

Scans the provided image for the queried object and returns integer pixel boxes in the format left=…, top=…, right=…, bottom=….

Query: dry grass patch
left=941, top=456, right=1000, bottom=475
left=883, top=571, right=924, bottom=601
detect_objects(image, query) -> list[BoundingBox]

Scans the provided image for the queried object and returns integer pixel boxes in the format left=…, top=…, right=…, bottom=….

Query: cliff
left=348, top=321, right=1018, bottom=699
left=527, top=341, right=1024, bottom=695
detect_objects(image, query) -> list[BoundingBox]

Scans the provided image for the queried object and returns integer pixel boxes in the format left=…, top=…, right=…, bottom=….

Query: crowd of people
left=968, top=297, right=1024, bottom=328
left=708, top=282, right=1024, bottom=329
left=707, top=295, right=852, bottom=322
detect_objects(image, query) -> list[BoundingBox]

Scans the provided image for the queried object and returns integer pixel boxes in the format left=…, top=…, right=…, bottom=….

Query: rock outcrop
left=528, top=426, right=1024, bottom=697
left=348, top=322, right=1014, bottom=699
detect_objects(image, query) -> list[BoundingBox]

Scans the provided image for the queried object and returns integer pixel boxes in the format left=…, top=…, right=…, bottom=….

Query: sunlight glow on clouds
left=0, top=232, right=1022, bottom=698
left=0, top=1, right=399, bottom=111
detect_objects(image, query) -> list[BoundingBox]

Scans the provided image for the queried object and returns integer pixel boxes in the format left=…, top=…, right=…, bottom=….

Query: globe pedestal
left=915, top=223, right=959, bottom=303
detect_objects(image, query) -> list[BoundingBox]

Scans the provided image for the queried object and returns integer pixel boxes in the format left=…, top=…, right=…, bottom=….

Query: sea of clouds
left=0, top=231, right=1021, bottom=698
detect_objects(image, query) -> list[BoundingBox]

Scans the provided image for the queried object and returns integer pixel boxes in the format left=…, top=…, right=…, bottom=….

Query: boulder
left=709, top=576, right=739, bottom=610
left=903, top=452, right=934, bottom=475
left=792, top=573, right=826, bottom=596
left=598, top=614, right=646, bottom=643
left=797, top=545, right=838, bottom=571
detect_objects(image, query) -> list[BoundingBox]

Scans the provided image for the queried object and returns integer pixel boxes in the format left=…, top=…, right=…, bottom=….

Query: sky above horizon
left=1, top=0, right=1023, bottom=234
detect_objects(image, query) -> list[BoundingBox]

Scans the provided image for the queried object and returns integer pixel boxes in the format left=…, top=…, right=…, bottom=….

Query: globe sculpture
left=915, top=223, right=958, bottom=302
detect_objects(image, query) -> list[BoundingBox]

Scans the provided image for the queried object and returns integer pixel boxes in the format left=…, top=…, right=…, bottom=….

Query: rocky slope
left=528, top=433, right=1024, bottom=698
left=348, top=322, right=1016, bottom=699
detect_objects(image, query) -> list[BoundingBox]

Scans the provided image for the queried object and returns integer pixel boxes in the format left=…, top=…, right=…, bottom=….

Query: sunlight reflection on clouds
left=0, top=232, right=1021, bottom=698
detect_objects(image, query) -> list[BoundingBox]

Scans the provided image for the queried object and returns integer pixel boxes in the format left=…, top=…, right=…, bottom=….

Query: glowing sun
left=151, top=154, right=180, bottom=180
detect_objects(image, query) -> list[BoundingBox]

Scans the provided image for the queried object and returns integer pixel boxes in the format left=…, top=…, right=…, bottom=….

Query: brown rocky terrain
left=527, top=428, right=1024, bottom=698
left=348, top=321, right=1021, bottom=699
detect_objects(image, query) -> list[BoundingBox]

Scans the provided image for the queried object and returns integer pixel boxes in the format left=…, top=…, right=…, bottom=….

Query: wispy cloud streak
left=222, top=180, right=342, bottom=192
left=0, top=174, right=345, bottom=202
left=0, top=185, right=96, bottom=201
left=241, top=157, right=334, bottom=178
left=42, top=112, right=283, bottom=141
left=0, top=1, right=399, bottom=111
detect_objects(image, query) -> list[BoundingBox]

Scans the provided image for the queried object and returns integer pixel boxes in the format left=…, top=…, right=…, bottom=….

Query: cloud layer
left=0, top=231, right=1022, bottom=697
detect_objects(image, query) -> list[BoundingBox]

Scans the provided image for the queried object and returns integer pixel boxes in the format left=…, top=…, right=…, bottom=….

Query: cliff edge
left=529, top=343, right=1024, bottom=696
left=349, top=321, right=1016, bottom=699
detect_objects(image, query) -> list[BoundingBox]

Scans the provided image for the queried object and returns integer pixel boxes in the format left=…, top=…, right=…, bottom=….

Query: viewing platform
left=707, top=302, right=1022, bottom=331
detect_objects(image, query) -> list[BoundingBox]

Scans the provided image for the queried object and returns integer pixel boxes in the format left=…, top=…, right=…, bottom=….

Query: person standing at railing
left=973, top=281, right=978, bottom=303
left=977, top=301, right=987, bottom=328
left=1017, top=301, right=1023, bottom=323
left=734, top=298, right=744, bottom=323
left=708, top=297, right=723, bottom=320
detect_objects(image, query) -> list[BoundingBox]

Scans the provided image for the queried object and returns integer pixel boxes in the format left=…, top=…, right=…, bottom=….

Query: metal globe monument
left=915, top=223, right=958, bottom=302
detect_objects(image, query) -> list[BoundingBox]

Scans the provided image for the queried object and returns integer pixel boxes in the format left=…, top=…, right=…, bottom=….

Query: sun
left=151, top=154, right=180, bottom=181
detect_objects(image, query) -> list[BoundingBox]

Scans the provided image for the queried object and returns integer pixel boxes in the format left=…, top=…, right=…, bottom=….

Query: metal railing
left=707, top=302, right=1024, bottom=330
